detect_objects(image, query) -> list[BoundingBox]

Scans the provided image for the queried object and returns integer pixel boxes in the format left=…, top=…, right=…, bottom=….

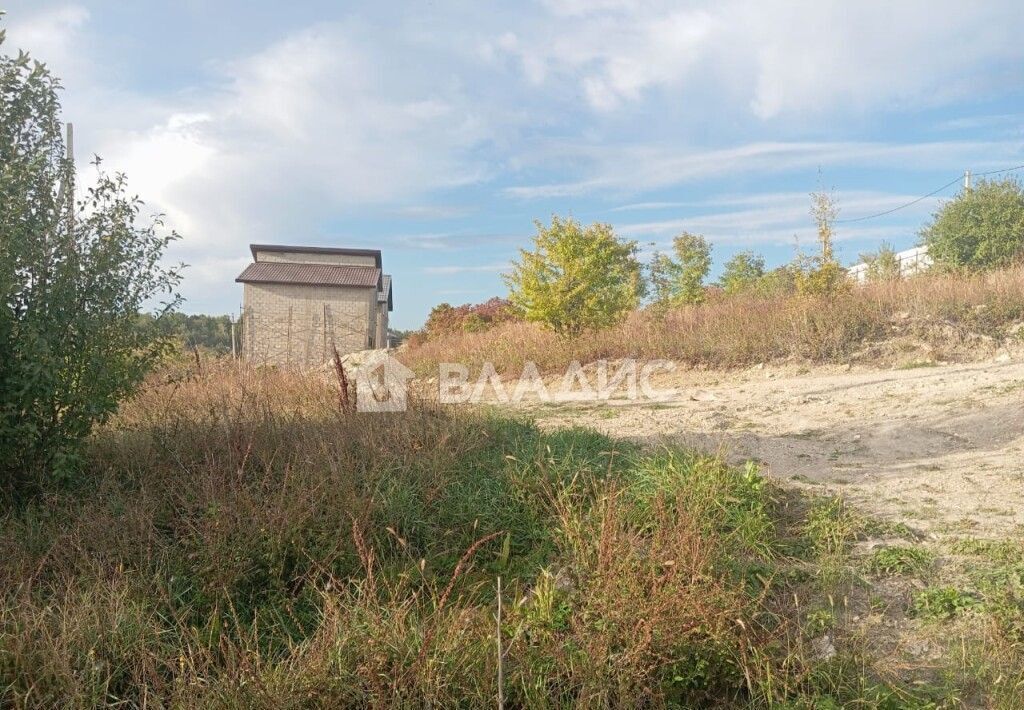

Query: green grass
left=897, top=358, right=938, bottom=370
left=951, top=537, right=1024, bottom=563
left=911, top=587, right=981, bottom=621
left=802, top=496, right=862, bottom=590
left=862, top=518, right=918, bottom=540
left=867, top=546, right=934, bottom=576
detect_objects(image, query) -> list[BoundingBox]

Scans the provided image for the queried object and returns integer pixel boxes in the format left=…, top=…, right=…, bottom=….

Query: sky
left=4, top=1, right=1024, bottom=329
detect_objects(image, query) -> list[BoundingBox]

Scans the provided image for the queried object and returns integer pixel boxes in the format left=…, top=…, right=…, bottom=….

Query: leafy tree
left=795, top=189, right=849, bottom=296
left=505, top=216, right=643, bottom=335
left=649, top=232, right=711, bottom=306
left=858, top=242, right=901, bottom=282
left=719, top=251, right=766, bottom=295
left=921, top=178, right=1024, bottom=270
left=1, top=30, right=181, bottom=487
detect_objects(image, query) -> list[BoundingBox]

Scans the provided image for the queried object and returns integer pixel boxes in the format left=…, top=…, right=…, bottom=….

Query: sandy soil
left=517, top=354, right=1024, bottom=538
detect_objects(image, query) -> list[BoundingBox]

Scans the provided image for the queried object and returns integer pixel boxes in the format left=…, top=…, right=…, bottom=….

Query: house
left=236, top=244, right=394, bottom=366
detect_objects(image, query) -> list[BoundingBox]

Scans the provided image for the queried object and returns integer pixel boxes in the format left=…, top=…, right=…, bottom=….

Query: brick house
left=236, top=244, right=394, bottom=366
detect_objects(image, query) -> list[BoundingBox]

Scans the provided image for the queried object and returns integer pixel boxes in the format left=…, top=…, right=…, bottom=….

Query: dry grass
left=0, top=361, right=797, bottom=707
left=2, top=359, right=1021, bottom=706
left=401, top=267, right=1024, bottom=375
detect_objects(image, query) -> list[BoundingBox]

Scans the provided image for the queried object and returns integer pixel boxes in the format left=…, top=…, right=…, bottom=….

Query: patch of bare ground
left=517, top=346, right=1024, bottom=539
left=481, top=347, right=1023, bottom=705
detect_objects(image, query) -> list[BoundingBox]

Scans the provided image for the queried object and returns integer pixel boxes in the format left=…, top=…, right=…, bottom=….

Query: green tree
left=505, top=216, right=643, bottom=334
left=719, top=250, right=766, bottom=295
left=1, top=29, right=181, bottom=487
left=859, top=242, right=901, bottom=282
left=921, top=178, right=1024, bottom=270
left=649, top=232, right=711, bottom=306
left=142, top=313, right=235, bottom=352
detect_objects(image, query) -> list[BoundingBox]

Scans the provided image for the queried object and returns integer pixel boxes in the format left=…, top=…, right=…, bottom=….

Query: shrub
left=753, top=265, right=797, bottom=297
left=505, top=216, right=644, bottom=335
left=423, top=297, right=516, bottom=338
left=0, top=32, right=181, bottom=488
left=795, top=259, right=850, bottom=296
left=922, top=177, right=1024, bottom=270
left=859, top=242, right=902, bottom=283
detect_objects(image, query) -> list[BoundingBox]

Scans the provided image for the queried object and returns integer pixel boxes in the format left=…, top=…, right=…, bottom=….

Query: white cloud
left=617, top=190, right=942, bottom=250
left=3, top=4, right=88, bottom=74
left=97, top=113, right=216, bottom=237
left=84, top=23, right=497, bottom=268
left=423, top=263, right=508, bottom=274
left=505, top=139, right=1019, bottom=199
left=494, top=0, right=1024, bottom=117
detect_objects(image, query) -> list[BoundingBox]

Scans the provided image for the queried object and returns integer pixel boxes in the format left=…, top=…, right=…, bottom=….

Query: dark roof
left=249, top=243, right=382, bottom=268
left=236, top=262, right=381, bottom=289
left=378, top=274, right=393, bottom=311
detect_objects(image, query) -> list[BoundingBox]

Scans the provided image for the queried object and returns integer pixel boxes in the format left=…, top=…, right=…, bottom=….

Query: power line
left=974, top=163, right=1024, bottom=177
left=835, top=163, right=1024, bottom=224
left=836, top=176, right=961, bottom=224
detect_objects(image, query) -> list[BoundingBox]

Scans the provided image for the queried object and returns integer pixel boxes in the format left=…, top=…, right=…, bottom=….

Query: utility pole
left=66, top=123, right=75, bottom=239
left=964, top=169, right=972, bottom=192
left=229, top=313, right=237, bottom=360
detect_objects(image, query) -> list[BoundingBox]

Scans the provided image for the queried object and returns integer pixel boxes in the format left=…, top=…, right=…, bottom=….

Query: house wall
left=254, top=249, right=377, bottom=268
left=243, top=282, right=378, bottom=366
left=375, top=301, right=389, bottom=349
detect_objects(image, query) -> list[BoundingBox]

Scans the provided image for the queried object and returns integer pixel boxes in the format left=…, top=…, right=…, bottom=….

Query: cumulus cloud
left=101, top=24, right=491, bottom=249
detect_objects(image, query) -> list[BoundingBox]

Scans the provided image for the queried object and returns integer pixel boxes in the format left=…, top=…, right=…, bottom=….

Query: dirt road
left=522, top=355, right=1024, bottom=537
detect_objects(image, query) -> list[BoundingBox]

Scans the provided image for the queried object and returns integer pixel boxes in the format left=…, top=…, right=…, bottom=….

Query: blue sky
left=4, top=1, right=1024, bottom=329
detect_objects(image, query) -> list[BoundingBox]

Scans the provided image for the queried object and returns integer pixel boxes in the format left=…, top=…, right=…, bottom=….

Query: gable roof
left=249, top=243, right=382, bottom=268
left=236, top=262, right=381, bottom=289
left=378, top=274, right=393, bottom=311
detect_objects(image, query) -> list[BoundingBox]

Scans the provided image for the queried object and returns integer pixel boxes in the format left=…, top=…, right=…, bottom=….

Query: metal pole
left=229, top=314, right=237, bottom=360
left=964, top=169, right=971, bottom=191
